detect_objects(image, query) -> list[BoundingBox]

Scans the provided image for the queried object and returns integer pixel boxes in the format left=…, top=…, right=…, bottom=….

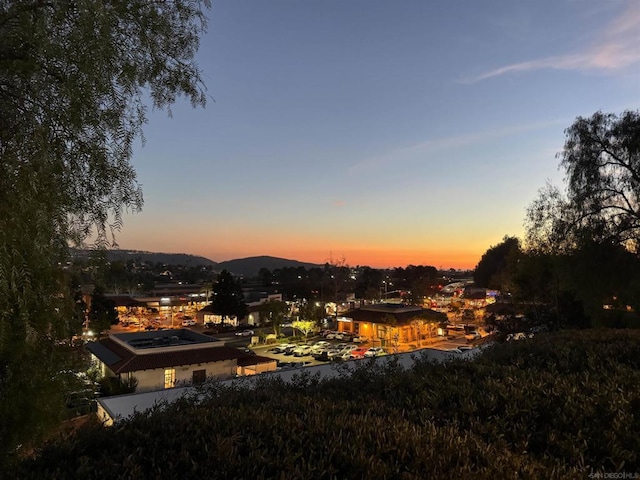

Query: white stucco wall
left=131, top=359, right=238, bottom=393
left=236, top=360, right=277, bottom=376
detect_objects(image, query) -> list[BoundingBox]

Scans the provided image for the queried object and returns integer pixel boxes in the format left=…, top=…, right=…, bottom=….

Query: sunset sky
left=115, top=0, right=640, bottom=270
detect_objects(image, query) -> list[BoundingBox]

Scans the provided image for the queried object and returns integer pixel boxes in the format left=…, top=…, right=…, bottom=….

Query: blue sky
left=117, top=0, right=640, bottom=269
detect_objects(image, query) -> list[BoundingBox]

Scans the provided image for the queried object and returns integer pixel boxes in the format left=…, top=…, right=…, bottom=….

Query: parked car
left=340, top=344, right=358, bottom=353
left=325, top=331, right=339, bottom=339
left=326, top=348, right=345, bottom=360
left=234, top=330, right=255, bottom=337
left=293, top=345, right=312, bottom=357
left=334, top=332, right=353, bottom=341
left=283, top=345, right=298, bottom=355
left=181, top=318, right=196, bottom=327
left=271, top=344, right=294, bottom=354
left=350, top=347, right=369, bottom=358
left=335, top=350, right=355, bottom=361
left=313, top=340, right=331, bottom=349
left=314, top=351, right=331, bottom=362
left=352, top=335, right=368, bottom=343
left=310, top=345, right=331, bottom=356
left=311, top=343, right=333, bottom=355
left=364, top=347, right=386, bottom=358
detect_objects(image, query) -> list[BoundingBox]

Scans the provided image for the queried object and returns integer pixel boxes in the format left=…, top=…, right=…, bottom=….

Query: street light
left=161, top=297, right=172, bottom=328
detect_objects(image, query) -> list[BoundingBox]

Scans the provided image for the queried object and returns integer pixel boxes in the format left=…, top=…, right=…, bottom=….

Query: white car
left=352, top=335, right=368, bottom=343
left=334, top=332, right=353, bottom=341
left=364, top=347, right=386, bottom=358
left=181, top=319, right=196, bottom=327
left=310, top=343, right=331, bottom=355
left=234, top=330, right=254, bottom=337
left=326, top=348, right=345, bottom=360
left=293, top=345, right=312, bottom=357
left=270, top=343, right=294, bottom=354
left=335, top=350, right=355, bottom=361
left=340, top=345, right=358, bottom=353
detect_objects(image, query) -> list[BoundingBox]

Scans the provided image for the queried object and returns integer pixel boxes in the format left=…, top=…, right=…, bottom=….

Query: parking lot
left=109, top=321, right=475, bottom=363
left=249, top=341, right=366, bottom=367
left=246, top=331, right=474, bottom=369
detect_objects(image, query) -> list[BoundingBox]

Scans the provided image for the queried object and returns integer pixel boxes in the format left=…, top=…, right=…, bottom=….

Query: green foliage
left=561, top=110, right=640, bottom=248
left=473, top=236, right=521, bottom=290
left=0, top=0, right=210, bottom=462
left=12, top=330, right=640, bottom=477
left=258, top=299, right=288, bottom=335
left=297, top=301, right=324, bottom=323
left=526, top=110, right=640, bottom=253
left=99, top=376, right=138, bottom=397
left=291, top=320, right=316, bottom=337
left=517, top=111, right=640, bottom=328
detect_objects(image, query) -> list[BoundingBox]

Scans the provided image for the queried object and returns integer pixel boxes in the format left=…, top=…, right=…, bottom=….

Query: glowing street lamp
left=161, top=297, right=172, bottom=328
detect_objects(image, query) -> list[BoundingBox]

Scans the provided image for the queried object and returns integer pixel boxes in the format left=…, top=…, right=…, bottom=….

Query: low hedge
left=12, top=329, right=640, bottom=479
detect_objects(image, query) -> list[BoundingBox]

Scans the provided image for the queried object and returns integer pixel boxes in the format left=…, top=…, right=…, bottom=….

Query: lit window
left=164, top=368, right=176, bottom=389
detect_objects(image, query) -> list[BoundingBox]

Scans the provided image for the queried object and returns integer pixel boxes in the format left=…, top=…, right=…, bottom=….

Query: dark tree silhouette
left=211, top=270, right=248, bottom=323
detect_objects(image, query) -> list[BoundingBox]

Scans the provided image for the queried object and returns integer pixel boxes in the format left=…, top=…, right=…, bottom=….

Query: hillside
left=71, top=249, right=217, bottom=267
left=13, top=329, right=640, bottom=478
left=215, top=255, right=323, bottom=277
left=70, top=250, right=321, bottom=276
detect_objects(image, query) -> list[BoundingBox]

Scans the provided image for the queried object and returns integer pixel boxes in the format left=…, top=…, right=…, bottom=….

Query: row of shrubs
left=12, top=329, right=640, bottom=478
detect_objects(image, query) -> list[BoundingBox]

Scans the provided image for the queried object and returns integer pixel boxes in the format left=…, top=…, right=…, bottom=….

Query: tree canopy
left=473, top=236, right=520, bottom=290
left=526, top=110, right=640, bottom=253
left=520, top=110, right=640, bottom=328
left=211, top=270, right=248, bottom=322
left=0, top=0, right=210, bottom=462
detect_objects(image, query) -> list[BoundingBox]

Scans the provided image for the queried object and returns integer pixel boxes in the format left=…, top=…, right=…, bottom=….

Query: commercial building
left=338, top=303, right=447, bottom=349
left=87, top=329, right=276, bottom=393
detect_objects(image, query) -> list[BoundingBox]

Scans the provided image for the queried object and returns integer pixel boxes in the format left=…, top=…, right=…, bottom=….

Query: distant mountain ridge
left=70, top=249, right=322, bottom=277
left=215, top=256, right=323, bottom=277
left=71, top=249, right=218, bottom=268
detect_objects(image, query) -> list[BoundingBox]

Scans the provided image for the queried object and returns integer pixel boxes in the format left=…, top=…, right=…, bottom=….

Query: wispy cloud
left=348, top=119, right=565, bottom=174
left=462, top=1, right=640, bottom=83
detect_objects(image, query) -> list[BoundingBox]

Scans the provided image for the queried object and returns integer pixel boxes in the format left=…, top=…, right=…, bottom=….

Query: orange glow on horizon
left=196, top=246, right=480, bottom=271
left=116, top=227, right=486, bottom=271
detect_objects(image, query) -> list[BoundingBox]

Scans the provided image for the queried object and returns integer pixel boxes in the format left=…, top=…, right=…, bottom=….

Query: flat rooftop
left=111, top=329, right=220, bottom=351
left=360, top=303, right=422, bottom=313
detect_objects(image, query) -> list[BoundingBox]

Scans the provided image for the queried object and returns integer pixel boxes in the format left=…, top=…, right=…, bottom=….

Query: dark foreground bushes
left=12, top=329, right=640, bottom=479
